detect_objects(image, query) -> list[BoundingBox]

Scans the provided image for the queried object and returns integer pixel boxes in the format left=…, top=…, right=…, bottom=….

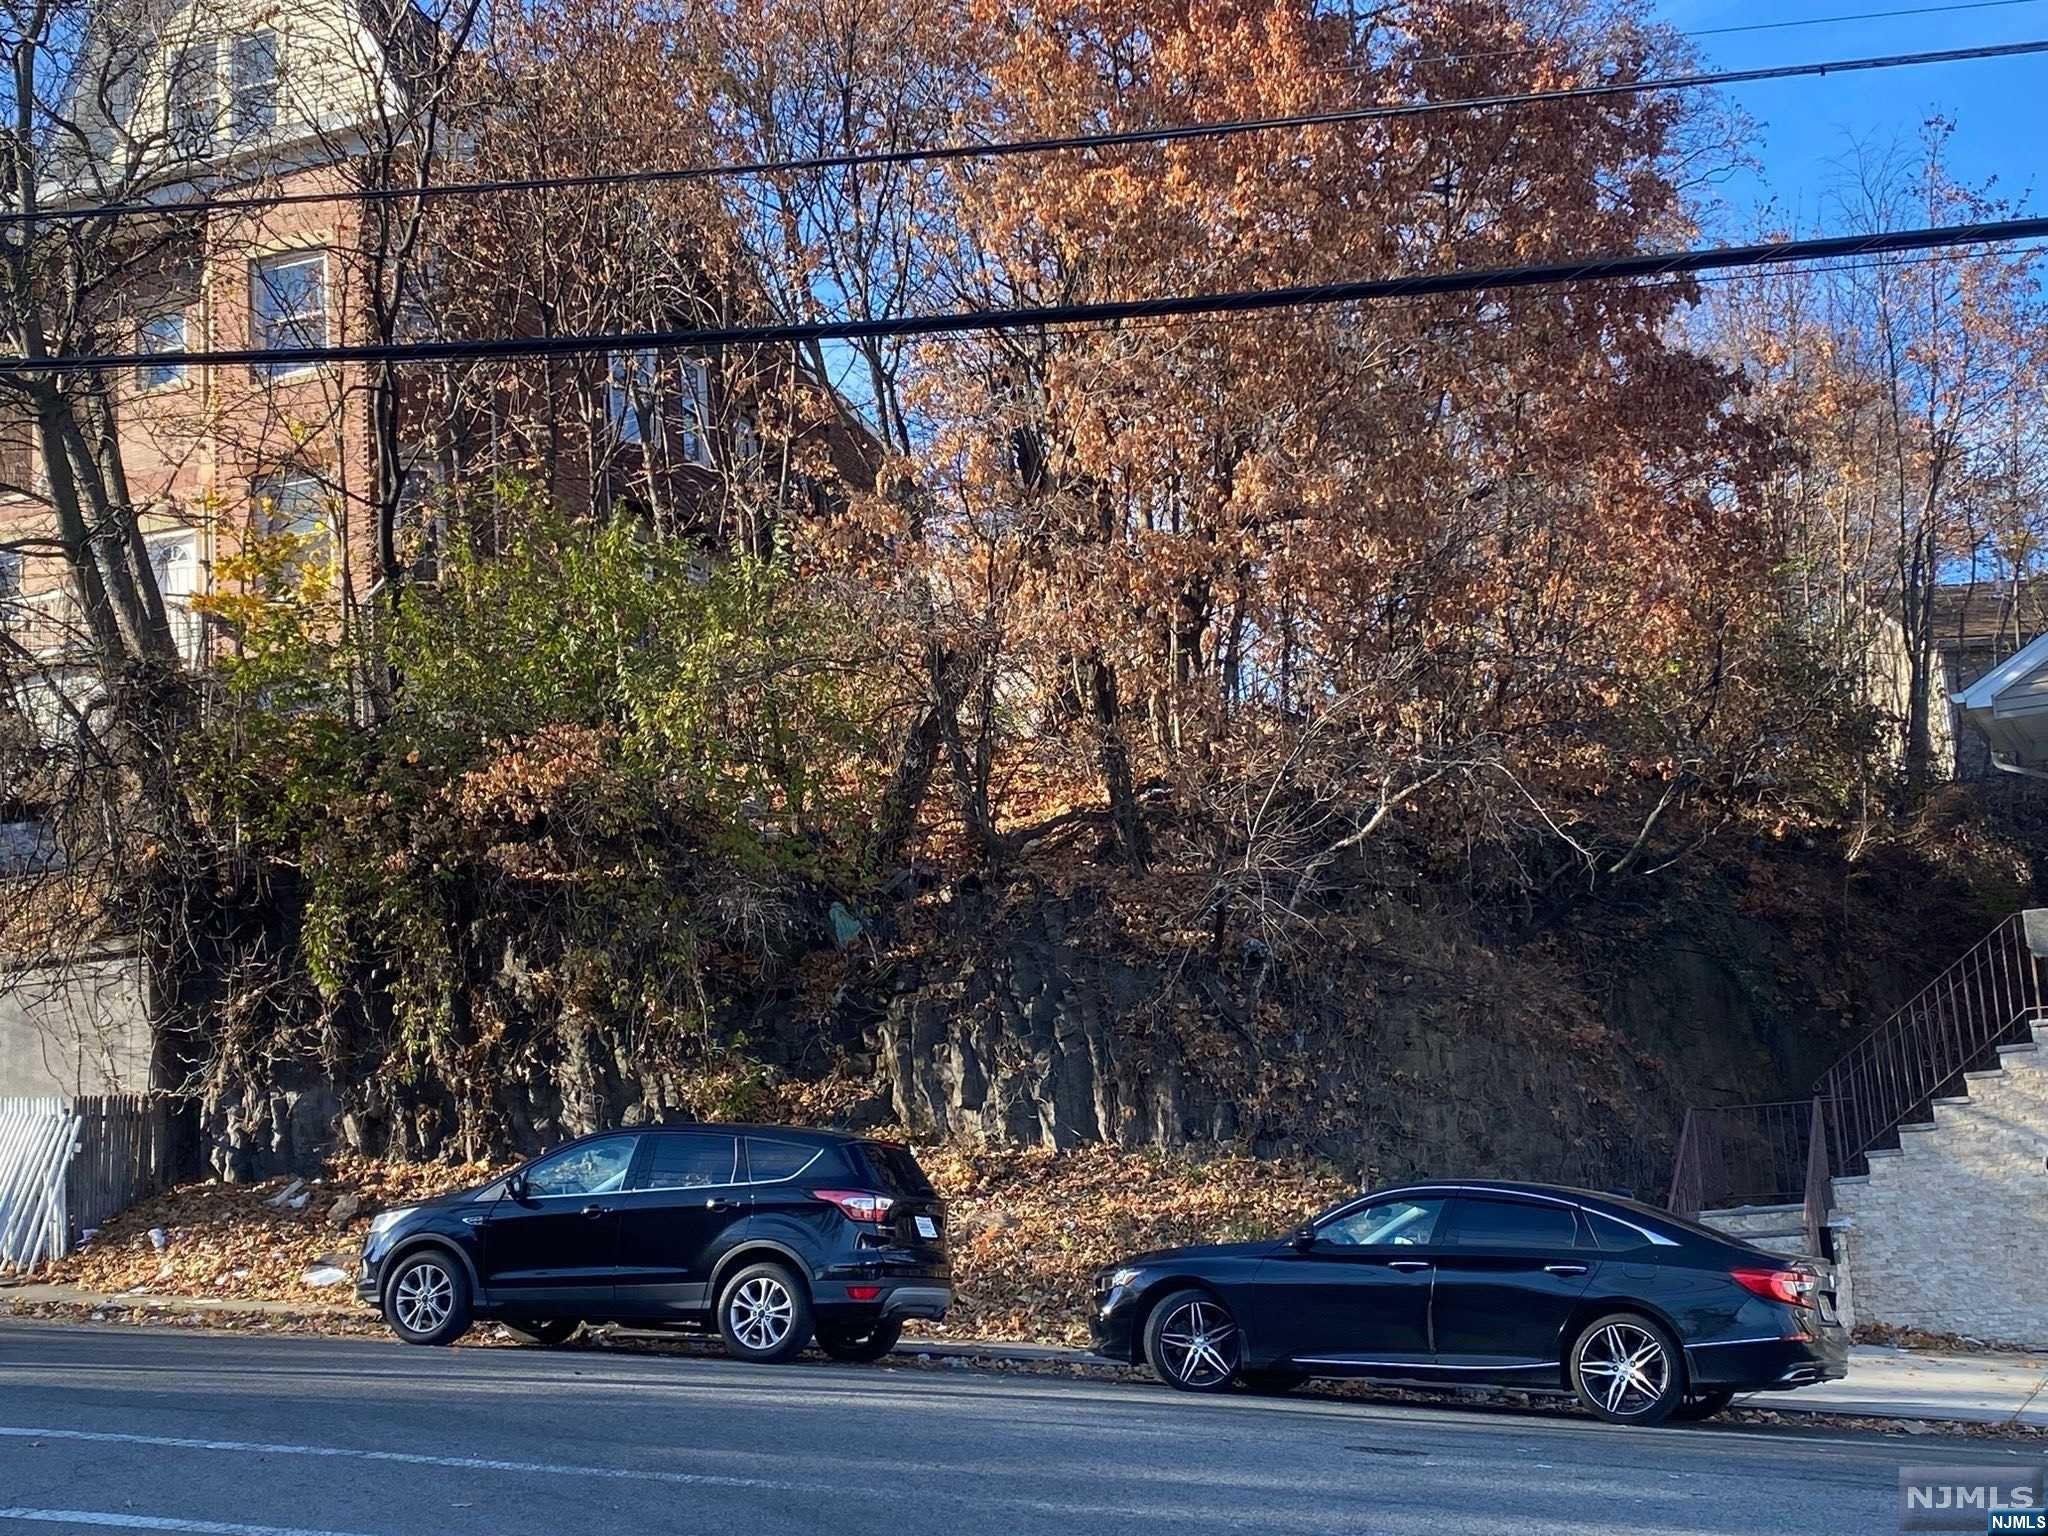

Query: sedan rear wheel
left=1144, top=1288, right=1243, bottom=1394
left=1670, top=1388, right=1737, bottom=1423
left=1569, top=1313, right=1684, bottom=1426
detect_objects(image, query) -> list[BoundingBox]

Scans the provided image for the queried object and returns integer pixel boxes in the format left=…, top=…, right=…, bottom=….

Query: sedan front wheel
left=1144, top=1288, right=1243, bottom=1393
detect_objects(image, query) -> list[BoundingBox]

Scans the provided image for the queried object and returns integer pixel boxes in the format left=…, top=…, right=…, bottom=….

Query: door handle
left=1386, top=1260, right=1432, bottom=1272
left=1544, top=1263, right=1589, bottom=1276
left=705, top=1197, right=734, bottom=1212
left=580, top=1204, right=610, bottom=1219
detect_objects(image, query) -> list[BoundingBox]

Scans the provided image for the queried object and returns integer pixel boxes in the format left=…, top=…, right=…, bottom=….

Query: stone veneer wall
left=1829, top=1022, right=2048, bottom=1347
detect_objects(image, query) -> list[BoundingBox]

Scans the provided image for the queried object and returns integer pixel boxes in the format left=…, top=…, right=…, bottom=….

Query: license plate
left=914, top=1215, right=939, bottom=1240
left=1819, top=1295, right=1838, bottom=1322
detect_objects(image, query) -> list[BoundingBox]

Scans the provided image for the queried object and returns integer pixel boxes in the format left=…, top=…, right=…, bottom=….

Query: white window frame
left=229, top=28, right=281, bottom=143
left=677, top=357, right=713, bottom=468
left=606, top=352, right=715, bottom=467
left=166, top=40, right=219, bottom=159
left=146, top=530, right=203, bottom=662
left=251, top=251, right=328, bottom=379
left=0, top=549, right=24, bottom=634
left=607, top=348, right=659, bottom=447
left=137, top=310, right=189, bottom=391
left=251, top=470, right=331, bottom=590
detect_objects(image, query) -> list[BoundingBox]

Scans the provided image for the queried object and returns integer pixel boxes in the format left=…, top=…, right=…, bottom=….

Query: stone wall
left=1830, top=1021, right=2048, bottom=1347
left=0, top=946, right=156, bottom=1098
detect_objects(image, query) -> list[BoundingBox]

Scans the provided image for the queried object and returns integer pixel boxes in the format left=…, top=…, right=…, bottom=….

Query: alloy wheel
left=1576, top=1321, right=1671, bottom=1418
left=394, top=1261, right=454, bottom=1337
left=729, top=1275, right=795, bottom=1353
left=1155, top=1297, right=1240, bottom=1388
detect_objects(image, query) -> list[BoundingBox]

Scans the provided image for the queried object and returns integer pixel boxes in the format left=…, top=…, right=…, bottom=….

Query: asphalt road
left=0, top=1322, right=2038, bottom=1536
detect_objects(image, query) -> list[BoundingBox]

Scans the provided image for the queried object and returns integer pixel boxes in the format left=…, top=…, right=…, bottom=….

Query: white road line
left=0, top=1510, right=372, bottom=1536
left=0, top=1426, right=798, bottom=1492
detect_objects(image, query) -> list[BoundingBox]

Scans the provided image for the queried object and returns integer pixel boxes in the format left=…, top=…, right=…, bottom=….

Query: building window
left=252, top=471, right=330, bottom=588
left=0, top=550, right=23, bottom=633
left=677, top=358, right=713, bottom=468
left=394, top=464, right=444, bottom=584
left=137, top=311, right=188, bottom=390
left=0, top=421, right=33, bottom=496
left=167, top=42, right=218, bottom=158
left=230, top=29, right=280, bottom=141
left=607, top=349, right=658, bottom=447
left=147, top=532, right=202, bottom=662
left=251, top=252, right=327, bottom=377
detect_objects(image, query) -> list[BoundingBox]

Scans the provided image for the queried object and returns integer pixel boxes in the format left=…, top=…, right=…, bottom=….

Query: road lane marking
left=0, top=1511, right=372, bottom=1536
left=0, top=1426, right=795, bottom=1491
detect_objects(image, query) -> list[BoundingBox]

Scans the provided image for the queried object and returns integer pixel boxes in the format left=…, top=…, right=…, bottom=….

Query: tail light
left=813, top=1189, right=896, bottom=1223
left=1731, top=1267, right=1817, bottom=1306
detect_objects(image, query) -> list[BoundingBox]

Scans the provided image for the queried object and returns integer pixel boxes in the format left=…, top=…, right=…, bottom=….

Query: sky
left=1654, top=0, right=2048, bottom=235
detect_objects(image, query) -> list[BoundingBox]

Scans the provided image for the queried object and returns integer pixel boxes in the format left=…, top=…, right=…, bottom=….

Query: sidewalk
left=5, top=1282, right=2043, bottom=1427
left=1743, top=1345, right=2048, bottom=1428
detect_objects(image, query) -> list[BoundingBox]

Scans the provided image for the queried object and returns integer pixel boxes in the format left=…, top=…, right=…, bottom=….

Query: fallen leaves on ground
left=31, top=1142, right=1349, bottom=1346
left=41, top=1155, right=509, bottom=1302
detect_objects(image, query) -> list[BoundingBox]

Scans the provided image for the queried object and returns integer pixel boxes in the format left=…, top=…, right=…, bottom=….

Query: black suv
left=355, top=1125, right=950, bottom=1363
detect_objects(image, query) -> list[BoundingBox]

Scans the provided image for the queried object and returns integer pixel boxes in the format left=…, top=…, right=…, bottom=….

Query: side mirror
left=1290, top=1224, right=1316, bottom=1252
left=505, top=1171, right=528, bottom=1203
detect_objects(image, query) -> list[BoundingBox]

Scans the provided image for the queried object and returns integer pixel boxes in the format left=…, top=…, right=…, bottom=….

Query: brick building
left=0, top=0, right=825, bottom=709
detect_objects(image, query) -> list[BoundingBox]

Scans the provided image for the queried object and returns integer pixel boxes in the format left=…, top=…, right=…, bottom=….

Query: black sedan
left=1090, top=1179, right=1847, bottom=1424
left=356, top=1124, right=951, bottom=1362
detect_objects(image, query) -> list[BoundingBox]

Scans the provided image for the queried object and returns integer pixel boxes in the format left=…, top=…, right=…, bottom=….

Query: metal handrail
left=1666, top=910, right=2048, bottom=1218
left=1666, top=1096, right=1829, bottom=1216
left=1817, top=910, right=2046, bottom=1176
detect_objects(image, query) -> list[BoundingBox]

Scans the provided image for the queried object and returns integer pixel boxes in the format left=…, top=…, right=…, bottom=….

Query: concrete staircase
left=1698, top=1019, right=2048, bottom=1345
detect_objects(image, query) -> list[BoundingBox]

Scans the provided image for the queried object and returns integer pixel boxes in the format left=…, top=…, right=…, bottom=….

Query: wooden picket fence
left=0, top=1094, right=175, bottom=1273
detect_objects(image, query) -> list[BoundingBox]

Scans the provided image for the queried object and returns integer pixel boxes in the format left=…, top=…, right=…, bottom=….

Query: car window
left=1447, top=1197, right=1579, bottom=1249
left=633, top=1134, right=737, bottom=1191
left=855, top=1142, right=935, bottom=1195
left=1318, top=1198, right=1445, bottom=1247
left=1587, top=1211, right=1656, bottom=1252
left=746, top=1137, right=824, bottom=1183
left=524, top=1136, right=637, bottom=1198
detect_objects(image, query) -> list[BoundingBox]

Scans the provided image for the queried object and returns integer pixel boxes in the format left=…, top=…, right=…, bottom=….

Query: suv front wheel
left=383, top=1250, right=472, bottom=1346
left=716, top=1262, right=813, bottom=1364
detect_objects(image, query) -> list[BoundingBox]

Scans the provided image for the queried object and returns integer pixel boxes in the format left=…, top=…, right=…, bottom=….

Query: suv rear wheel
left=816, top=1319, right=902, bottom=1364
left=716, top=1262, right=813, bottom=1364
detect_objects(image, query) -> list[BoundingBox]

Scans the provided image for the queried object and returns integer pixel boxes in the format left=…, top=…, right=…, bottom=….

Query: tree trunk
left=1085, top=655, right=1150, bottom=870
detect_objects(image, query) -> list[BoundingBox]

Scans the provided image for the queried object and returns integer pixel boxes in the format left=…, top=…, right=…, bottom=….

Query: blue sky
left=1654, top=0, right=2047, bottom=234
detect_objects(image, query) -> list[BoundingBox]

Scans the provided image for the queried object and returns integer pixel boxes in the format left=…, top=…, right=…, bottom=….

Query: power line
left=1319, top=0, right=2048, bottom=78
left=9, top=38, right=2046, bottom=227
left=6, top=218, right=2046, bottom=375
left=919, top=239, right=2048, bottom=346
left=1694, top=0, right=2045, bottom=37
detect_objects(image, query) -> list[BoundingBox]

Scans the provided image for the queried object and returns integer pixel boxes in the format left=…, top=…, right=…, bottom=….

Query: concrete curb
left=6, top=1282, right=2041, bottom=1428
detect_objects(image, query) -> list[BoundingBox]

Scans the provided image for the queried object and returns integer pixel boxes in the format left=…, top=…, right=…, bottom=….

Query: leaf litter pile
left=27, top=1143, right=1353, bottom=1344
